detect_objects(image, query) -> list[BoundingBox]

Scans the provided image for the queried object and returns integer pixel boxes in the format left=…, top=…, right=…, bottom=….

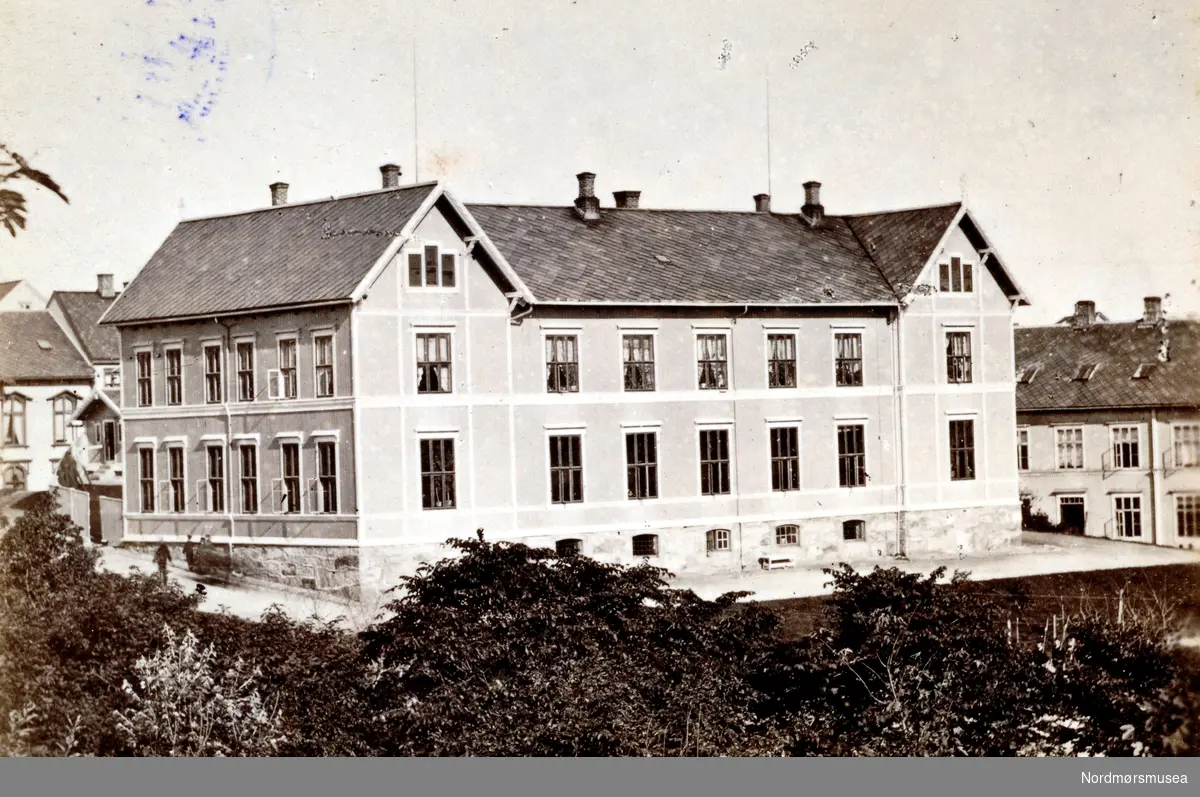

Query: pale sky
left=1, top=0, right=1196, bottom=325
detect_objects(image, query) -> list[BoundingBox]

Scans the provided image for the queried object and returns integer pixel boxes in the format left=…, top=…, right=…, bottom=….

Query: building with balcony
left=100, top=166, right=1030, bottom=596
left=1015, top=298, right=1200, bottom=549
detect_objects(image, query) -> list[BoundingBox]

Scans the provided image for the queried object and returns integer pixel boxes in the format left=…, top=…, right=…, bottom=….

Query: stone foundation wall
left=904, top=504, right=1022, bottom=557
left=122, top=541, right=362, bottom=601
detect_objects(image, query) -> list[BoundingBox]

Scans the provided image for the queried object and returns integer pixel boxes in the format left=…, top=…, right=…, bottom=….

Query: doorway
left=1058, top=495, right=1086, bottom=534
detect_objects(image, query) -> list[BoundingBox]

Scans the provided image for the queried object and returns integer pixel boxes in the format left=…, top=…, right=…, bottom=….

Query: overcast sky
left=1, top=0, right=1195, bottom=325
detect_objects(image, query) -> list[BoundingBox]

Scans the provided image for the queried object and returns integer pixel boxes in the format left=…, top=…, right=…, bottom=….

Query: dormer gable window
left=1132, top=363, right=1156, bottom=380
left=1074, top=363, right=1099, bottom=382
left=938, top=256, right=973, bottom=293
left=1016, top=366, right=1040, bottom=385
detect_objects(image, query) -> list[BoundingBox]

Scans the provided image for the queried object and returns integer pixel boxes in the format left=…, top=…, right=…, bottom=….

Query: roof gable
left=844, top=203, right=962, bottom=296
left=49, top=291, right=121, bottom=362
left=103, top=183, right=439, bottom=325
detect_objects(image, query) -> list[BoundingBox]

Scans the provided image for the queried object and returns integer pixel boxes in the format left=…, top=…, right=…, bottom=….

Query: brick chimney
left=574, top=172, right=600, bottom=221
left=613, top=190, right=641, bottom=209
left=1142, top=296, right=1163, bottom=325
left=97, top=274, right=115, bottom=299
left=380, top=163, right=402, bottom=188
left=270, top=182, right=289, bottom=206
left=801, top=181, right=824, bottom=226
left=754, top=193, right=771, bottom=213
left=1072, top=300, right=1097, bottom=328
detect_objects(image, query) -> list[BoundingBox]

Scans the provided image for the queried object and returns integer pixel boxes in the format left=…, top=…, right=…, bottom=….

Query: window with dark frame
left=236, top=341, right=255, bottom=402
left=696, top=333, right=728, bottom=390
left=939, top=257, right=973, bottom=293
left=2, top=465, right=26, bottom=491
left=837, top=423, right=867, bottom=487
left=408, top=245, right=456, bottom=288
left=1177, top=494, right=1200, bottom=538
left=314, top=334, right=334, bottom=398
left=775, top=524, right=799, bottom=546
left=419, top=438, right=455, bottom=510
left=1017, top=428, right=1030, bottom=472
left=632, top=533, right=658, bottom=557
left=843, top=519, right=866, bottom=541
left=699, top=429, right=731, bottom=496
left=556, top=538, right=582, bottom=556
left=317, top=440, right=338, bottom=514
left=240, top=444, right=258, bottom=514
left=770, top=426, right=800, bottom=492
left=138, top=448, right=155, bottom=513
left=204, top=344, right=223, bottom=404
left=1114, top=495, right=1142, bottom=538
left=625, top=431, right=658, bottom=500
left=136, top=350, right=153, bottom=407
left=834, top=333, right=863, bottom=386
left=706, top=528, right=730, bottom=552
left=1111, top=426, right=1141, bottom=469
left=622, top=334, right=655, bottom=391
left=166, top=348, right=182, bottom=405
left=949, top=419, right=976, bottom=481
left=168, top=446, right=185, bottom=513
left=945, top=331, right=973, bottom=384
left=767, top=334, right=797, bottom=388
left=548, top=434, right=583, bottom=504
left=416, top=333, right=452, bottom=394
left=2, top=394, right=25, bottom=446
left=278, top=339, right=298, bottom=399
left=207, top=445, right=225, bottom=513
left=545, top=335, right=579, bottom=393
left=281, top=442, right=301, bottom=514
left=52, top=394, right=77, bottom=444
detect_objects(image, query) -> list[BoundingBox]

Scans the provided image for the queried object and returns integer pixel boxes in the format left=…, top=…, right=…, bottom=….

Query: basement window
left=1073, top=364, right=1099, bottom=382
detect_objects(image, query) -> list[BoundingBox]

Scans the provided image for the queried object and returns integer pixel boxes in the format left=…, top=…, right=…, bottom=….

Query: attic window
left=1132, top=363, right=1156, bottom=380
left=36, top=339, right=52, bottom=350
left=938, top=257, right=974, bottom=293
left=1074, top=364, right=1099, bottom=382
left=1016, top=366, right=1040, bottom=384
left=407, top=244, right=457, bottom=289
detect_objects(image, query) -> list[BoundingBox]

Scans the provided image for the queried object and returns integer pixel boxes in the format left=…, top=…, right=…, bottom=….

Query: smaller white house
left=0, top=281, right=95, bottom=493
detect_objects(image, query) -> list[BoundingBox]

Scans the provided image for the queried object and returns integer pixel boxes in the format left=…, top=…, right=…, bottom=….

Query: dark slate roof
left=467, top=205, right=903, bottom=304
left=0, top=281, right=18, bottom=302
left=1015, top=319, right=1200, bottom=411
left=50, top=291, right=121, bottom=362
left=0, top=312, right=93, bottom=382
left=844, top=203, right=962, bottom=295
left=102, top=184, right=438, bottom=324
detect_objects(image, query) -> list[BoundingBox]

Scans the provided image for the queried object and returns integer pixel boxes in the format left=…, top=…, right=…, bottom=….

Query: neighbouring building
left=100, top=166, right=1030, bottom=597
left=1015, top=298, right=1200, bottom=549
left=1, top=281, right=95, bottom=493
left=46, top=274, right=126, bottom=485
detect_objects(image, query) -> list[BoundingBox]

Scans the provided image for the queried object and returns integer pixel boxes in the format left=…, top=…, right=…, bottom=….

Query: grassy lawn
left=760, top=563, right=1200, bottom=643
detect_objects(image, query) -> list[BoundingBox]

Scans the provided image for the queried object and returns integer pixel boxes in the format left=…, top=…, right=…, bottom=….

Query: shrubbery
left=0, top=503, right=1195, bottom=756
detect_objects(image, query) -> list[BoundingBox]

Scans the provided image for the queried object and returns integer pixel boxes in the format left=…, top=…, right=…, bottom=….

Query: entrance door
left=1059, top=496, right=1086, bottom=533
left=102, top=421, right=117, bottom=462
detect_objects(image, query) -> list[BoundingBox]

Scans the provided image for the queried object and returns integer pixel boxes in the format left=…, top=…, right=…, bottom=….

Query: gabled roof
left=843, top=203, right=962, bottom=296
left=102, top=183, right=440, bottom=325
left=465, top=205, right=896, bottom=305
left=71, top=388, right=121, bottom=422
left=1015, top=319, right=1200, bottom=411
left=49, top=291, right=121, bottom=362
left=0, top=311, right=93, bottom=383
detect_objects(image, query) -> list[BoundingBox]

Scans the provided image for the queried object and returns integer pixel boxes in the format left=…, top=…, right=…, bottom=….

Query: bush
left=113, top=627, right=282, bottom=757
